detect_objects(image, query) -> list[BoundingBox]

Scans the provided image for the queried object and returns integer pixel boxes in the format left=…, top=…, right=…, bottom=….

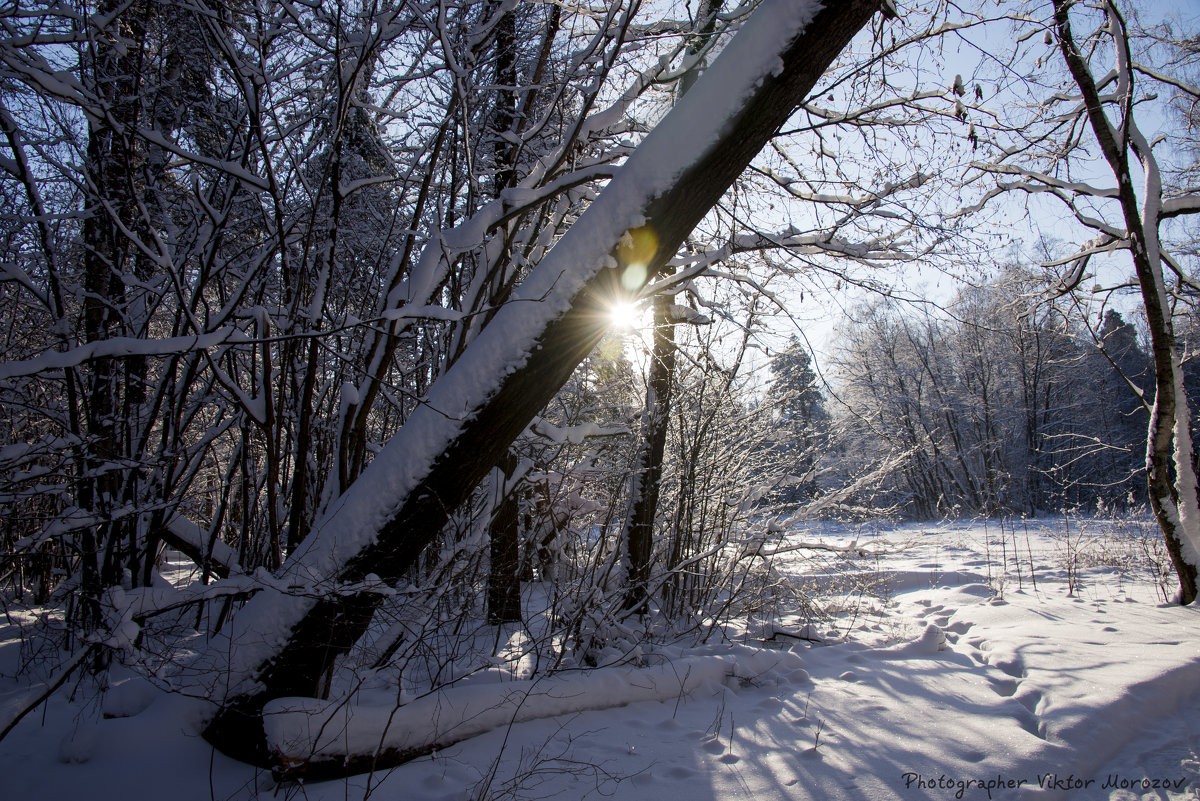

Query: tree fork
left=1053, top=0, right=1199, bottom=603
left=201, top=0, right=889, bottom=766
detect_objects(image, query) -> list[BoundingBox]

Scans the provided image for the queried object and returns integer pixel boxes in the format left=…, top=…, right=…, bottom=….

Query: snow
left=162, top=515, right=243, bottom=578
left=530, top=418, right=630, bottom=445
left=3, top=516, right=1200, bottom=800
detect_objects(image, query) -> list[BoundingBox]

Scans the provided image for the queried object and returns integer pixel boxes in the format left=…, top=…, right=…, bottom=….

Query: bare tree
left=960, top=0, right=1200, bottom=601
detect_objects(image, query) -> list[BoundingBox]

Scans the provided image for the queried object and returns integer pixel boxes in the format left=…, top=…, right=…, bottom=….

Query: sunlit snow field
left=2, top=515, right=1198, bottom=801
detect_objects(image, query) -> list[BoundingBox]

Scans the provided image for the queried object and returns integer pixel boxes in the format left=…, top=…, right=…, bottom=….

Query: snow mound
left=101, top=676, right=159, bottom=719
left=876, top=623, right=947, bottom=658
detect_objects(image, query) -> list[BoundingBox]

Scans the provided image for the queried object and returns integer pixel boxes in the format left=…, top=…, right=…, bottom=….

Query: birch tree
left=961, top=0, right=1200, bottom=601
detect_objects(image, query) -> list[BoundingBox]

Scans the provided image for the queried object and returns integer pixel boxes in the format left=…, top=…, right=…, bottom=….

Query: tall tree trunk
left=80, top=0, right=147, bottom=627
left=485, top=8, right=527, bottom=625
left=623, top=291, right=676, bottom=613
left=197, top=0, right=888, bottom=765
left=620, top=0, right=720, bottom=615
left=1053, top=0, right=1200, bottom=603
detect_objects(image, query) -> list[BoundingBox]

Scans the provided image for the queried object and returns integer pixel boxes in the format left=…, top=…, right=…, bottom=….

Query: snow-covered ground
left=2, top=516, right=1198, bottom=800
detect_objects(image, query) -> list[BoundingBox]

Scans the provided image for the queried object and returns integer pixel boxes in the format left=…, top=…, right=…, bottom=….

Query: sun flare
left=607, top=300, right=642, bottom=331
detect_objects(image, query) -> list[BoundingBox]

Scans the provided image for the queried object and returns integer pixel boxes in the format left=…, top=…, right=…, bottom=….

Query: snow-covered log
left=192, top=0, right=888, bottom=766
left=158, top=516, right=242, bottom=580
left=264, top=649, right=803, bottom=781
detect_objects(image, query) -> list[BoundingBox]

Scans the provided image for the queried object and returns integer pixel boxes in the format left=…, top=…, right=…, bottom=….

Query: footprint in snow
left=989, top=654, right=1024, bottom=678
left=989, top=676, right=1018, bottom=697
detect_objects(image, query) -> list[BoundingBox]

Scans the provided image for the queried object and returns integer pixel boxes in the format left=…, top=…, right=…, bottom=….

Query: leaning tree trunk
left=194, top=0, right=889, bottom=766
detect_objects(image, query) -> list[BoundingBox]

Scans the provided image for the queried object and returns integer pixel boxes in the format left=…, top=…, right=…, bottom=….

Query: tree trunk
left=622, top=291, right=676, bottom=613
left=197, top=0, right=887, bottom=766
left=79, top=0, right=147, bottom=628
left=487, top=450, right=523, bottom=625
left=620, top=0, right=720, bottom=616
left=1053, top=0, right=1200, bottom=603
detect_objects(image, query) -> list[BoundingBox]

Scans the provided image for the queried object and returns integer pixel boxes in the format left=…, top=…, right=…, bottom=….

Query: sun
left=607, top=299, right=643, bottom=331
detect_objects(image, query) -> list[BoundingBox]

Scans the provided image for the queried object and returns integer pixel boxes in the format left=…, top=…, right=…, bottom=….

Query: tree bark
left=1053, top=0, right=1199, bottom=603
left=487, top=450, right=523, bottom=625
left=622, top=292, right=676, bottom=613
left=620, top=0, right=719, bottom=616
left=199, top=0, right=887, bottom=766
left=80, top=0, right=147, bottom=627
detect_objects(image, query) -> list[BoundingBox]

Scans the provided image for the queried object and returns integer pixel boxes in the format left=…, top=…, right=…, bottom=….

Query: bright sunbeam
left=607, top=300, right=642, bottom=331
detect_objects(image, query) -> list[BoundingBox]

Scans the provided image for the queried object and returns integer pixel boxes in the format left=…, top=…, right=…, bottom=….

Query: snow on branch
left=0, top=328, right=246, bottom=381
left=1160, top=194, right=1200, bottom=219
left=529, top=419, right=630, bottom=445
left=970, top=161, right=1120, bottom=201
left=759, top=537, right=880, bottom=558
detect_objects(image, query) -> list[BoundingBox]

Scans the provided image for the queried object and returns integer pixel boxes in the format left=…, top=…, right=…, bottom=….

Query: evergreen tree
left=765, top=336, right=826, bottom=505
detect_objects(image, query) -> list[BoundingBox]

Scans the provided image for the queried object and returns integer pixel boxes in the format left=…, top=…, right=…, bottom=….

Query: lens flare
left=617, top=226, right=657, bottom=292
left=620, top=263, right=647, bottom=292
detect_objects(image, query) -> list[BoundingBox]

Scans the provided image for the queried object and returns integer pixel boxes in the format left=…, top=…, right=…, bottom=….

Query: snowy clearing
left=2, top=515, right=1198, bottom=801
